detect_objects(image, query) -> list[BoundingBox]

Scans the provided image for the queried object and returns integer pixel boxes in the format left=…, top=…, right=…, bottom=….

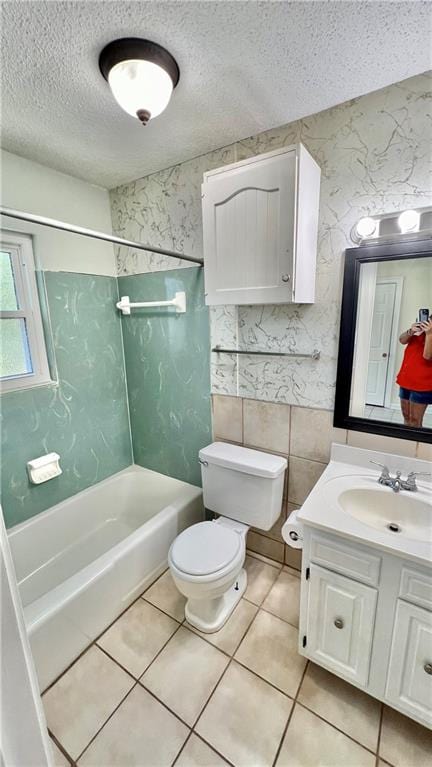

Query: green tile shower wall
left=1, top=272, right=133, bottom=528
left=118, top=267, right=211, bottom=487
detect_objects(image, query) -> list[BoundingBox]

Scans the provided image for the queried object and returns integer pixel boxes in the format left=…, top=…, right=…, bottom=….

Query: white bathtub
left=8, top=465, right=203, bottom=691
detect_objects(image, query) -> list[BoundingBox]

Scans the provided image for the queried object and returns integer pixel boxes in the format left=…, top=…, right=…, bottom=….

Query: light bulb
left=398, top=210, right=420, bottom=233
left=108, top=60, right=174, bottom=123
left=356, top=217, right=377, bottom=239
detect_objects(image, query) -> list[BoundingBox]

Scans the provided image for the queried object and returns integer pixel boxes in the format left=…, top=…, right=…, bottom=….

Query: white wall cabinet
left=202, top=144, right=320, bottom=305
left=299, top=530, right=432, bottom=729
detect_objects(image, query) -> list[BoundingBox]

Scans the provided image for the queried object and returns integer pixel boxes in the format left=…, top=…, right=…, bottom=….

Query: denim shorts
left=399, top=387, right=432, bottom=405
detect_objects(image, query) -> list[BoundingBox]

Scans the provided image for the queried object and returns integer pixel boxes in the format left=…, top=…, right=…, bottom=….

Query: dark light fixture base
left=99, top=38, right=180, bottom=88
left=136, top=109, right=151, bottom=125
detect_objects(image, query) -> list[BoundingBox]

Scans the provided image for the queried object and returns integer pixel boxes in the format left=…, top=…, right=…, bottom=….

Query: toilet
left=168, top=442, right=287, bottom=633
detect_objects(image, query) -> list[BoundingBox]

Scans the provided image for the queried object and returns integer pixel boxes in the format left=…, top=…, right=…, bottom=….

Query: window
left=0, top=231, right=51, bottom=392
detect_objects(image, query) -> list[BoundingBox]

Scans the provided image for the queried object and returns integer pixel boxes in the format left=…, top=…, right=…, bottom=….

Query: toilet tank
left=199, top=442, right=287, bottom=531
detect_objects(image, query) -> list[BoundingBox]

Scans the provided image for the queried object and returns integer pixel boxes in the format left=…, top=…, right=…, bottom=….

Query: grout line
left=271, top=661, right=308, bottom=767
left=48, top=730, right=77, bottom=766
left=375, top=702, right=385, bottom=765
left=138, top=680, right=193, bottom=730
left=259, top=604, right=300, bottom=630
left=295, top=699, right=379, bottom=758
left=170, top=730, right=194, bottom=767
left=137, top=620, right=184, bottom=679
left=41, top=568, right=169, bottom=694
left=140, top=595, right=184, bottom=624
left=74, top=681, right=139, bottom=763
left=232, top=656, right=297, bottom=700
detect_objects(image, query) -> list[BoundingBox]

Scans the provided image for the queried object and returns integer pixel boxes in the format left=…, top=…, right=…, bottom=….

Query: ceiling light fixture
left=99, top=38, right=180, bottom=125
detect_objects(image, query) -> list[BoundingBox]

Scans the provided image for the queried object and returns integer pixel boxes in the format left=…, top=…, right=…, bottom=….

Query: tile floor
left=45, top=552, right=432, bottom=767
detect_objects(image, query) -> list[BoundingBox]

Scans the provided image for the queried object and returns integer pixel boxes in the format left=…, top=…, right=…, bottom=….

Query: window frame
left=0, top=231, right=52, bottom=392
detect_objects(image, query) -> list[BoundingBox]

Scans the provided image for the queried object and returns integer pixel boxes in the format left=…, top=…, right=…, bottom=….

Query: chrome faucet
left=370, top=461, right=431, bottom=493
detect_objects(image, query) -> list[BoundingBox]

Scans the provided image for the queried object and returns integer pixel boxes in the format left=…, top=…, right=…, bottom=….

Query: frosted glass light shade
left=108, top=59, right=174, bottom=121
left=356, top=217, right=377, bottom=239
left=398, top=209, right=420, bottom=233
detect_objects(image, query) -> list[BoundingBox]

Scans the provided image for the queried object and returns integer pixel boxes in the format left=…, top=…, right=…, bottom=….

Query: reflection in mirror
left=350, top=256, right=432, bottom=430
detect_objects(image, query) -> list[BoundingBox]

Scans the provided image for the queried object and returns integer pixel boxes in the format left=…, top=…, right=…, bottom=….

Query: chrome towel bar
left=212, top=346, right=320, bottom=360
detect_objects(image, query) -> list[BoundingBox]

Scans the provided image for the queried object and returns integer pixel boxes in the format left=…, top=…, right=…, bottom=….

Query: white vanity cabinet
left=299, top=529, right=432, bottom=729
left=201, top=144, right=320, bottom=305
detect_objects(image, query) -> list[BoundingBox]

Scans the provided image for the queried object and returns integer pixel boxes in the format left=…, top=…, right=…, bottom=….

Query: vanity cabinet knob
left=282, top=274, right=291, bottom=283
left=424, top=663, right=432, bottom=675
left=334, top=617, right=344, bottom=630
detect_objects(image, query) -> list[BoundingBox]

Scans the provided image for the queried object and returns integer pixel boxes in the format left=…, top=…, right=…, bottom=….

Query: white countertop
left=296, top=444, right=432, bottom=567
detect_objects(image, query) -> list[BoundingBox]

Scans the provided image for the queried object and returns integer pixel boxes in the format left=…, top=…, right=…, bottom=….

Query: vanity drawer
left=400, top=567, right=432, bottom=611
left=310, top=533, right=381, bottom=586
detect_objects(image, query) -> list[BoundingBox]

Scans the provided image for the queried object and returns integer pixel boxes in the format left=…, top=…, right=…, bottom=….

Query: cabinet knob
left=334, top=617, right=344, bottom=630
left=282, top=274, right=291, bottom=283
left=424, top=663, right=432, bottom=675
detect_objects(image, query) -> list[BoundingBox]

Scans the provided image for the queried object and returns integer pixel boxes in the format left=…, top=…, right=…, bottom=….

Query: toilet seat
left=170, top=521, right=241, bottom=577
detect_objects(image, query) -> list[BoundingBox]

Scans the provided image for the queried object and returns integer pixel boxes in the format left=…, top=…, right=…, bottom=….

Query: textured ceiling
left=1, top=1, right=431, bottom=189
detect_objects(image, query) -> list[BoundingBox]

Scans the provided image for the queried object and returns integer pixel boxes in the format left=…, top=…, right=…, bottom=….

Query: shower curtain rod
left=0, top=206, right=204, bottom=266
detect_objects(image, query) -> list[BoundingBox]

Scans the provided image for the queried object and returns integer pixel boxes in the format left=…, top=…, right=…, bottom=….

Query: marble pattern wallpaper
left=1, top=272, right=132, bottom=528
left=110, top=73, right=432, bottom=410
left=118, top=267, right=211, bottom=487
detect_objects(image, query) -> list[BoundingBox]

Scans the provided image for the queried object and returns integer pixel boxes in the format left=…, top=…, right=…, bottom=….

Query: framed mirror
left=334, top=239, right=432, bottom=443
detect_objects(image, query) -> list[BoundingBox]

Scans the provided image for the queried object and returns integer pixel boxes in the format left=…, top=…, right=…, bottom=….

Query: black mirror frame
left=334, top=238, right=432, bottom=444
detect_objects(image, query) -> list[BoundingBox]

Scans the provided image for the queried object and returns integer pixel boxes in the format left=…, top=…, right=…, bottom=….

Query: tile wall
left=212, top=394, right=431, bottom=568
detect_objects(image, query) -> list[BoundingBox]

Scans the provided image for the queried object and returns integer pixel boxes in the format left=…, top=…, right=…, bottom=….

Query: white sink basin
left=337, top=486, right=431, bottom=541
left=296, top=444, right=432, bottom=565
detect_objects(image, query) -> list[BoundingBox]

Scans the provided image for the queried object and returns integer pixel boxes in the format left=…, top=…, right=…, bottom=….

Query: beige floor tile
left=97, top=599, right=179, bottom=677
left=78, top=684, right=188, bottom=767
left=141, top=627, right=229, bottom=726
left=175, top=734, right=230, bottom=767
left=235, top=610, right=306, bottom=696
left=243, top=399, right=290, bottom=453
left=379, top=706, right=432, bottom=767
left=50, top=739, right=71, bottom=767
left=43, top=645, right=134, bottom=760
left=143, top=569, right=186, bottom=622
left=276, top=704, right=376, bottom=767
left=262, top=570, right=301, bottom=627
left=244, top=554, right=280, bottom=605
left=186, top=598, right=258, bottom=655
left=212, top=394, right=243, bottom=442
left=196, top=661, right=293, bottom=767
left=297, top=663, right=381, bottom=751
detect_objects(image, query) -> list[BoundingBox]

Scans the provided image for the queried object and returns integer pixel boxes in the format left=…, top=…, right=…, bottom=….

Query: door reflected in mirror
left=350, top=256, right=432, bottom=430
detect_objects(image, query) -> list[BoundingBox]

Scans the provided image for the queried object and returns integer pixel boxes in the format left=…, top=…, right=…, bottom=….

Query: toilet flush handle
left=199, top=458, right=208, bottom=467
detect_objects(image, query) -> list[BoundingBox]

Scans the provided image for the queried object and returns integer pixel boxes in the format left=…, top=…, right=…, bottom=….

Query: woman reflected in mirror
left=396, top=318, right=432, bottom=428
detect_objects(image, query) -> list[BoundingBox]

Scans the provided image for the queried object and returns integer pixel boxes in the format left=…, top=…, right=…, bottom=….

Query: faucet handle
left=369, top=460, right=390, bottom=477
left=406, top=471, right=431, bottom=480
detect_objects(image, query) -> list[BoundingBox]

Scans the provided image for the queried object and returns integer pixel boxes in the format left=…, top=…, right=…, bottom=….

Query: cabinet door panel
left=386, top=600, right=432, bottom=727
left=306, top=565, right=377, bottom=688
left=202, top=151, right=296, bottom=305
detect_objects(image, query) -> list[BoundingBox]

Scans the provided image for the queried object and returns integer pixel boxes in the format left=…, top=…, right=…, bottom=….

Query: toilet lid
left=170, top=521, right=241, bottom=576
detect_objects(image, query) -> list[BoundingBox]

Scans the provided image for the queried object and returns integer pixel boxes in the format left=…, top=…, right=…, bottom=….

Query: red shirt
left=396, top=333, right=432, bottom=391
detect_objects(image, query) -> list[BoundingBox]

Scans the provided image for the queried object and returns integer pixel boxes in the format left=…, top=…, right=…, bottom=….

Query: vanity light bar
left=351, top=206, right=432, bottom=245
